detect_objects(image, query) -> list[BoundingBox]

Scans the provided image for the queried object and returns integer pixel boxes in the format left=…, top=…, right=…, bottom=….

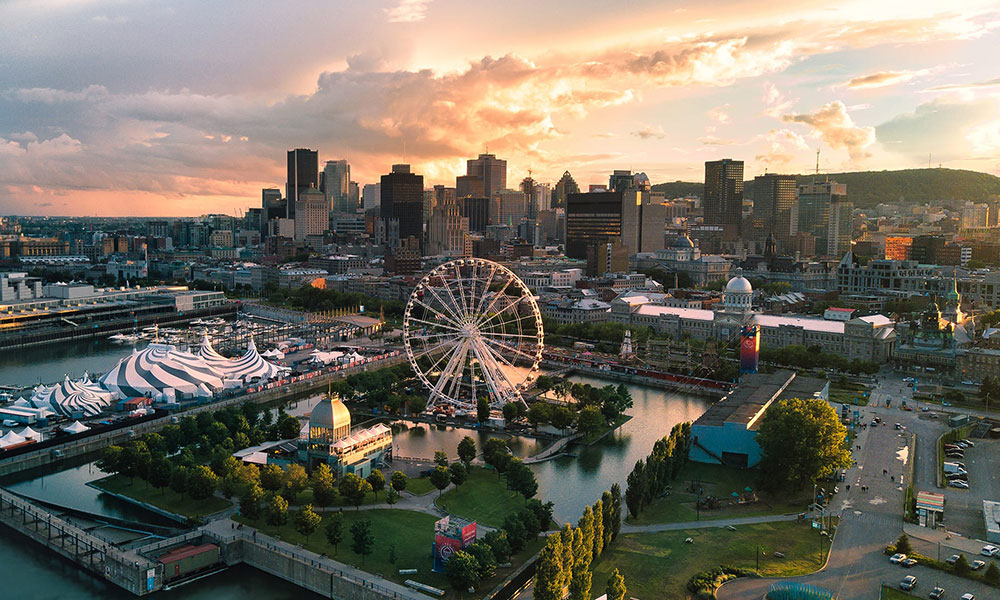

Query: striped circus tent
left=197, top=335, right=286, bottom=382
left=99, top=343, right=225, bottom=399
left=28, top=374, right=117, bottom=418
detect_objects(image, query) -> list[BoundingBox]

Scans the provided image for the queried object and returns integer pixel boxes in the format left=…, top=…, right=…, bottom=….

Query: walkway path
left=619, top=512, right=802, bottom=534
left=522, top=433, right=581, bottom=464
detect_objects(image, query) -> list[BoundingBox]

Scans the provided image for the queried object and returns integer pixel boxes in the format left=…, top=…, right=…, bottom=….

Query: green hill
left=651, top=168, right=1000, bottom=208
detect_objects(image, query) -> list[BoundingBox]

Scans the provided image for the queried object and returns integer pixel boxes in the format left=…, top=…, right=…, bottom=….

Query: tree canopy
left=756, top=397, right=852, bottom=491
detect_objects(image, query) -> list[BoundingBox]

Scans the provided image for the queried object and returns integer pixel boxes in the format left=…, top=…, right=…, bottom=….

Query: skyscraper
left=565, top=190, right=663, bottom=261
left=362, top=183, right=381, bottom=211
left=609, top=170, right=633, bottom=193
left=321, top=160, right=350, bottom=214
left=798, top=180, right=849, bottom=257
left=461, top=197, right=489, bottom=233
left=552, top=171, right=580, bottom=208
left=704, top=159, right=744, bottom=241
left=286, top=148, right=318, bottom=219
left=294, top=188, right=328, bottom=241
left=751, top=173, right=797, bottom=247
left=457, top=153, right=506, bottom=201
left=380, top=164, right=424, bottom=251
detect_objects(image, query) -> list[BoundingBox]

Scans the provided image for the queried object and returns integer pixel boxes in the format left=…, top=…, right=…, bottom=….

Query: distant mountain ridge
left=650, top=168, right=1000, bottom=208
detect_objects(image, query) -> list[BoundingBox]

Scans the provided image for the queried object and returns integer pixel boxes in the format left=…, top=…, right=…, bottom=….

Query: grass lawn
left=829, top=381, right=869, bottom=406
left=290, top=486, right=396, bottom=509
left=591, top=520, right=834, bottom=600
left=434, top=466, right=528, bottom=528
left=880, top=587, right=918, bottom=599
left=404, top=476, right=436, bottom=496
left=92, top=474, right=232, bottom=519
left=234, top=508, right=544, bottom=599
left=626, top=463, right=817, bottom=526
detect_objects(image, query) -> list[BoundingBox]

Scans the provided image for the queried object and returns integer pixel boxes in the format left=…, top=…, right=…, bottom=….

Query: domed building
left=301, top=394, right=392, bottom=477
left=722, top=268, right=753, bottom=313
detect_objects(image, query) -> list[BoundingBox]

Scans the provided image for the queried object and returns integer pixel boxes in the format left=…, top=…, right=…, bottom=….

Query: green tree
left=366, top=469, right=386, bottom=498
left=507, top=459, right=538, bottom=500
left=501, top=514, right=528, bottom=553
left=169, top=465, right=189, bottom=498
left=390, top=470, right=408, bottom=492
left=311, top=463, right=336, bottom=508
left=188, top=465, right=219, bottom=500
left=535, top=375, right=554, bottom=394
left=434, top=449, right=449, bottom=467
left=267, top=494, right=289, bottom=526
left=466, top=541, right=498, bottom=579
left=591, top=499, right=604, bottom=561
left=339, top=473, right=372, bottom=509
left=294, top=504, right=322, bottom=543
left=985, top=562, right=1000, bottom=585
left=601, top=490, right=615, bottom=550
left=482, top=438, right=511, bottom=477
left=240, top=483, right=264, bottom=520
left=527, top=402, right=551, bottom=427
left=449, top=462, right=468, bottom=487
left=502, top=402, right=519, bottom=423
left=550, top=406, right=575, bottom=432
left=430, top=465, right=451, bottom=495
left=325, top=512, right=344, bottom=554
left=568, top=527, right=592, bottom=600
left=577, top=506, right=595, bottom=565
left=756, top=398, right=852, bottom=491
left=148, top=456, right=173, bottom=493
left=457, top=436, right=477, bottom=467
left=895, top=533, right=913, bottom=555
left=477, top=396, right=491, bottom=424
left=533, top=533, right=565, bottom=600
left=385, top=486, right=399, bottom=505
left=282, top=464, right=309, bottom=503
left=576, top=406, right=604, bottom=436
left=260, top=464, right=284, bottom=492
left=445, top=550, right=481, bottom=590
left=954, top=553, right=971, bottom=576
left=277, top=414, right=301, bottom=440
left=606, top=568, right=626, bottom=600
left=559, top=524, right=574, bottom=590
left=350, top=518, right=375, bottom=564
left=609, top=483, right=623, bottom=540
left=483, top=530, right=512, bottom=563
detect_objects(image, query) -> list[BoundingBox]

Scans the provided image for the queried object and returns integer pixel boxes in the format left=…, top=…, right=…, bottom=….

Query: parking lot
left=938, top=438, right=1000, bottom=538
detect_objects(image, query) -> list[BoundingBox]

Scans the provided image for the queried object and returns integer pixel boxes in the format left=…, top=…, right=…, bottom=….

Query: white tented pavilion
left=99, top=343, right=225, bottom=400
left=197, top=335, right=287, bottom=384
left=28, top=374, right=117, bottom=418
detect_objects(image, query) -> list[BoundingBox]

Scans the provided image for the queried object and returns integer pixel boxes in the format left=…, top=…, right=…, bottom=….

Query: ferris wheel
left=403, top=258, right=544, bottom=411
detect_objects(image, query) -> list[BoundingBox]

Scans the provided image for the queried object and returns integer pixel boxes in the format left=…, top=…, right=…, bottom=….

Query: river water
left=0, top=346, right=710, bottom=597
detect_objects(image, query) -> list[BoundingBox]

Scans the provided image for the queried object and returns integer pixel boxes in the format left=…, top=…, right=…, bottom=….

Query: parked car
left=949, top=480, right=970, bottom=489
left=929, top=587, right=945, bottom=599
left=981, top=545, right=998, bottom=556
left=946, top=473, right=968, bottom=481
left=900, top=575, right=917, bottom=591
left=890, top=553, right=907, bottom=564
left=960, top=594, right=975, bottom=600
left=902, top=557, right=918, bottom=568
left=946, top=554, right=961, bottom=565
left=961, top=439, right=975, bottom=447
left=970, top=559, right=986, bottom=570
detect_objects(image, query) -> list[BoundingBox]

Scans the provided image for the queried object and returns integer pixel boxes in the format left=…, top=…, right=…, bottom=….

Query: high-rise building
left=456, top=175, right=484, bottom=199
left=565, top=190, right=663, bottom=261
left=798, top=180, right=849, bottom=257
left=703, top=159, right=745, bottom=241
left=380, top=164, right=424, bottom=250
left=885, top=236, right=913, bottom=260
left=552, top=171, right=580, bottom=209
left=494, top=189, right=528, bottom=226
left=461, top=197, right=489, bottom=233
left=751, top=174, right=797, bottom=246
left=362, top=183, right=381, bottom=211
left=262, top=188, right=284, bottom=221
left=609, top=170, right=633, bottom=193
left=961, top=201, right=990, bottom=229
left=321, top=160, right=350, bottom=214
left=349, top=182, right=359, bottom=211
left=286, top=149, right=318, bottom=219
left=294, top=188, right=328, bottom=241
left=465, top=153, right=507, bottom=200
left=520, top=177, right=539, bottom=219
left=427, top=199, right=470, bottom=257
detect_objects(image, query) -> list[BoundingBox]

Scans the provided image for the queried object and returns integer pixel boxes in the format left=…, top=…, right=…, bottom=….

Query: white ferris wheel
left=403, top=258, right=544, bottom=411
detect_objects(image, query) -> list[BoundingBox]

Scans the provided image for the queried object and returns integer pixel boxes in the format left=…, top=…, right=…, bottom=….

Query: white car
left=949, top=480, right=970, bottom=489
left=960, top=594, right=975, bottom=600
left=889, top=553, right=907, bottom=564
left=899, top=575, right=917, bottom=591
left=981, top=545, right=999, bottom=556
left=970, top=559, right=986, bottom=570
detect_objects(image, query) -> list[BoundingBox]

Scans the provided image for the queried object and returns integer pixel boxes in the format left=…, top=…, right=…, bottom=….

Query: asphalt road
left=718, top=369, right=998, bottom=600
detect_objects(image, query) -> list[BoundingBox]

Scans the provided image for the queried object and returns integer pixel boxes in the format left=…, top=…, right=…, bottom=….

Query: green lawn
left=290, top=486, right=396, bottom=509
left=829, top=381, right=869, bottom=406
left=92, top=475, right=232, bottom=519
left=880, top=587, right=918, bottom=599
left=626, top=463, right=816, bottom=526
left=235, top=508, right=544, bottom=599
left=591, top=520, right=834, bottom=600
left=434, top=466, right=527, bottom=528
left=404, top=476, right=436, bottom=496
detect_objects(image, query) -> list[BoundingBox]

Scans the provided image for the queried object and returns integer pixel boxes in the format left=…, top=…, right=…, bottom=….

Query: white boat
left=108, top=333, right=140, bottom=343
left=190, top=318, right=208, bottom=326
left=203, top=318, right=226, bottom=326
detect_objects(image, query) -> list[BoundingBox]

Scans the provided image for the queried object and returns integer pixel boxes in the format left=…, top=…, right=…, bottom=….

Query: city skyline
left=1, top=0, right=999, bottom=216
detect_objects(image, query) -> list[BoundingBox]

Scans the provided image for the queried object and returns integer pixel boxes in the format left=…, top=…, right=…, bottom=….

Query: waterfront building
left=690, top=370, right=829, bottom=468
left=302, top=394, right=392, bottom=478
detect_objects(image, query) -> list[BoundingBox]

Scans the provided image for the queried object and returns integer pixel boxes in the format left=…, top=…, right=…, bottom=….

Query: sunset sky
left=2, top=0, right=999, bottom=216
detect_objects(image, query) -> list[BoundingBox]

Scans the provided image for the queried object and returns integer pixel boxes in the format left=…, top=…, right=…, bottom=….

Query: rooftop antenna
left=815, top=149, right=820, bottom=176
